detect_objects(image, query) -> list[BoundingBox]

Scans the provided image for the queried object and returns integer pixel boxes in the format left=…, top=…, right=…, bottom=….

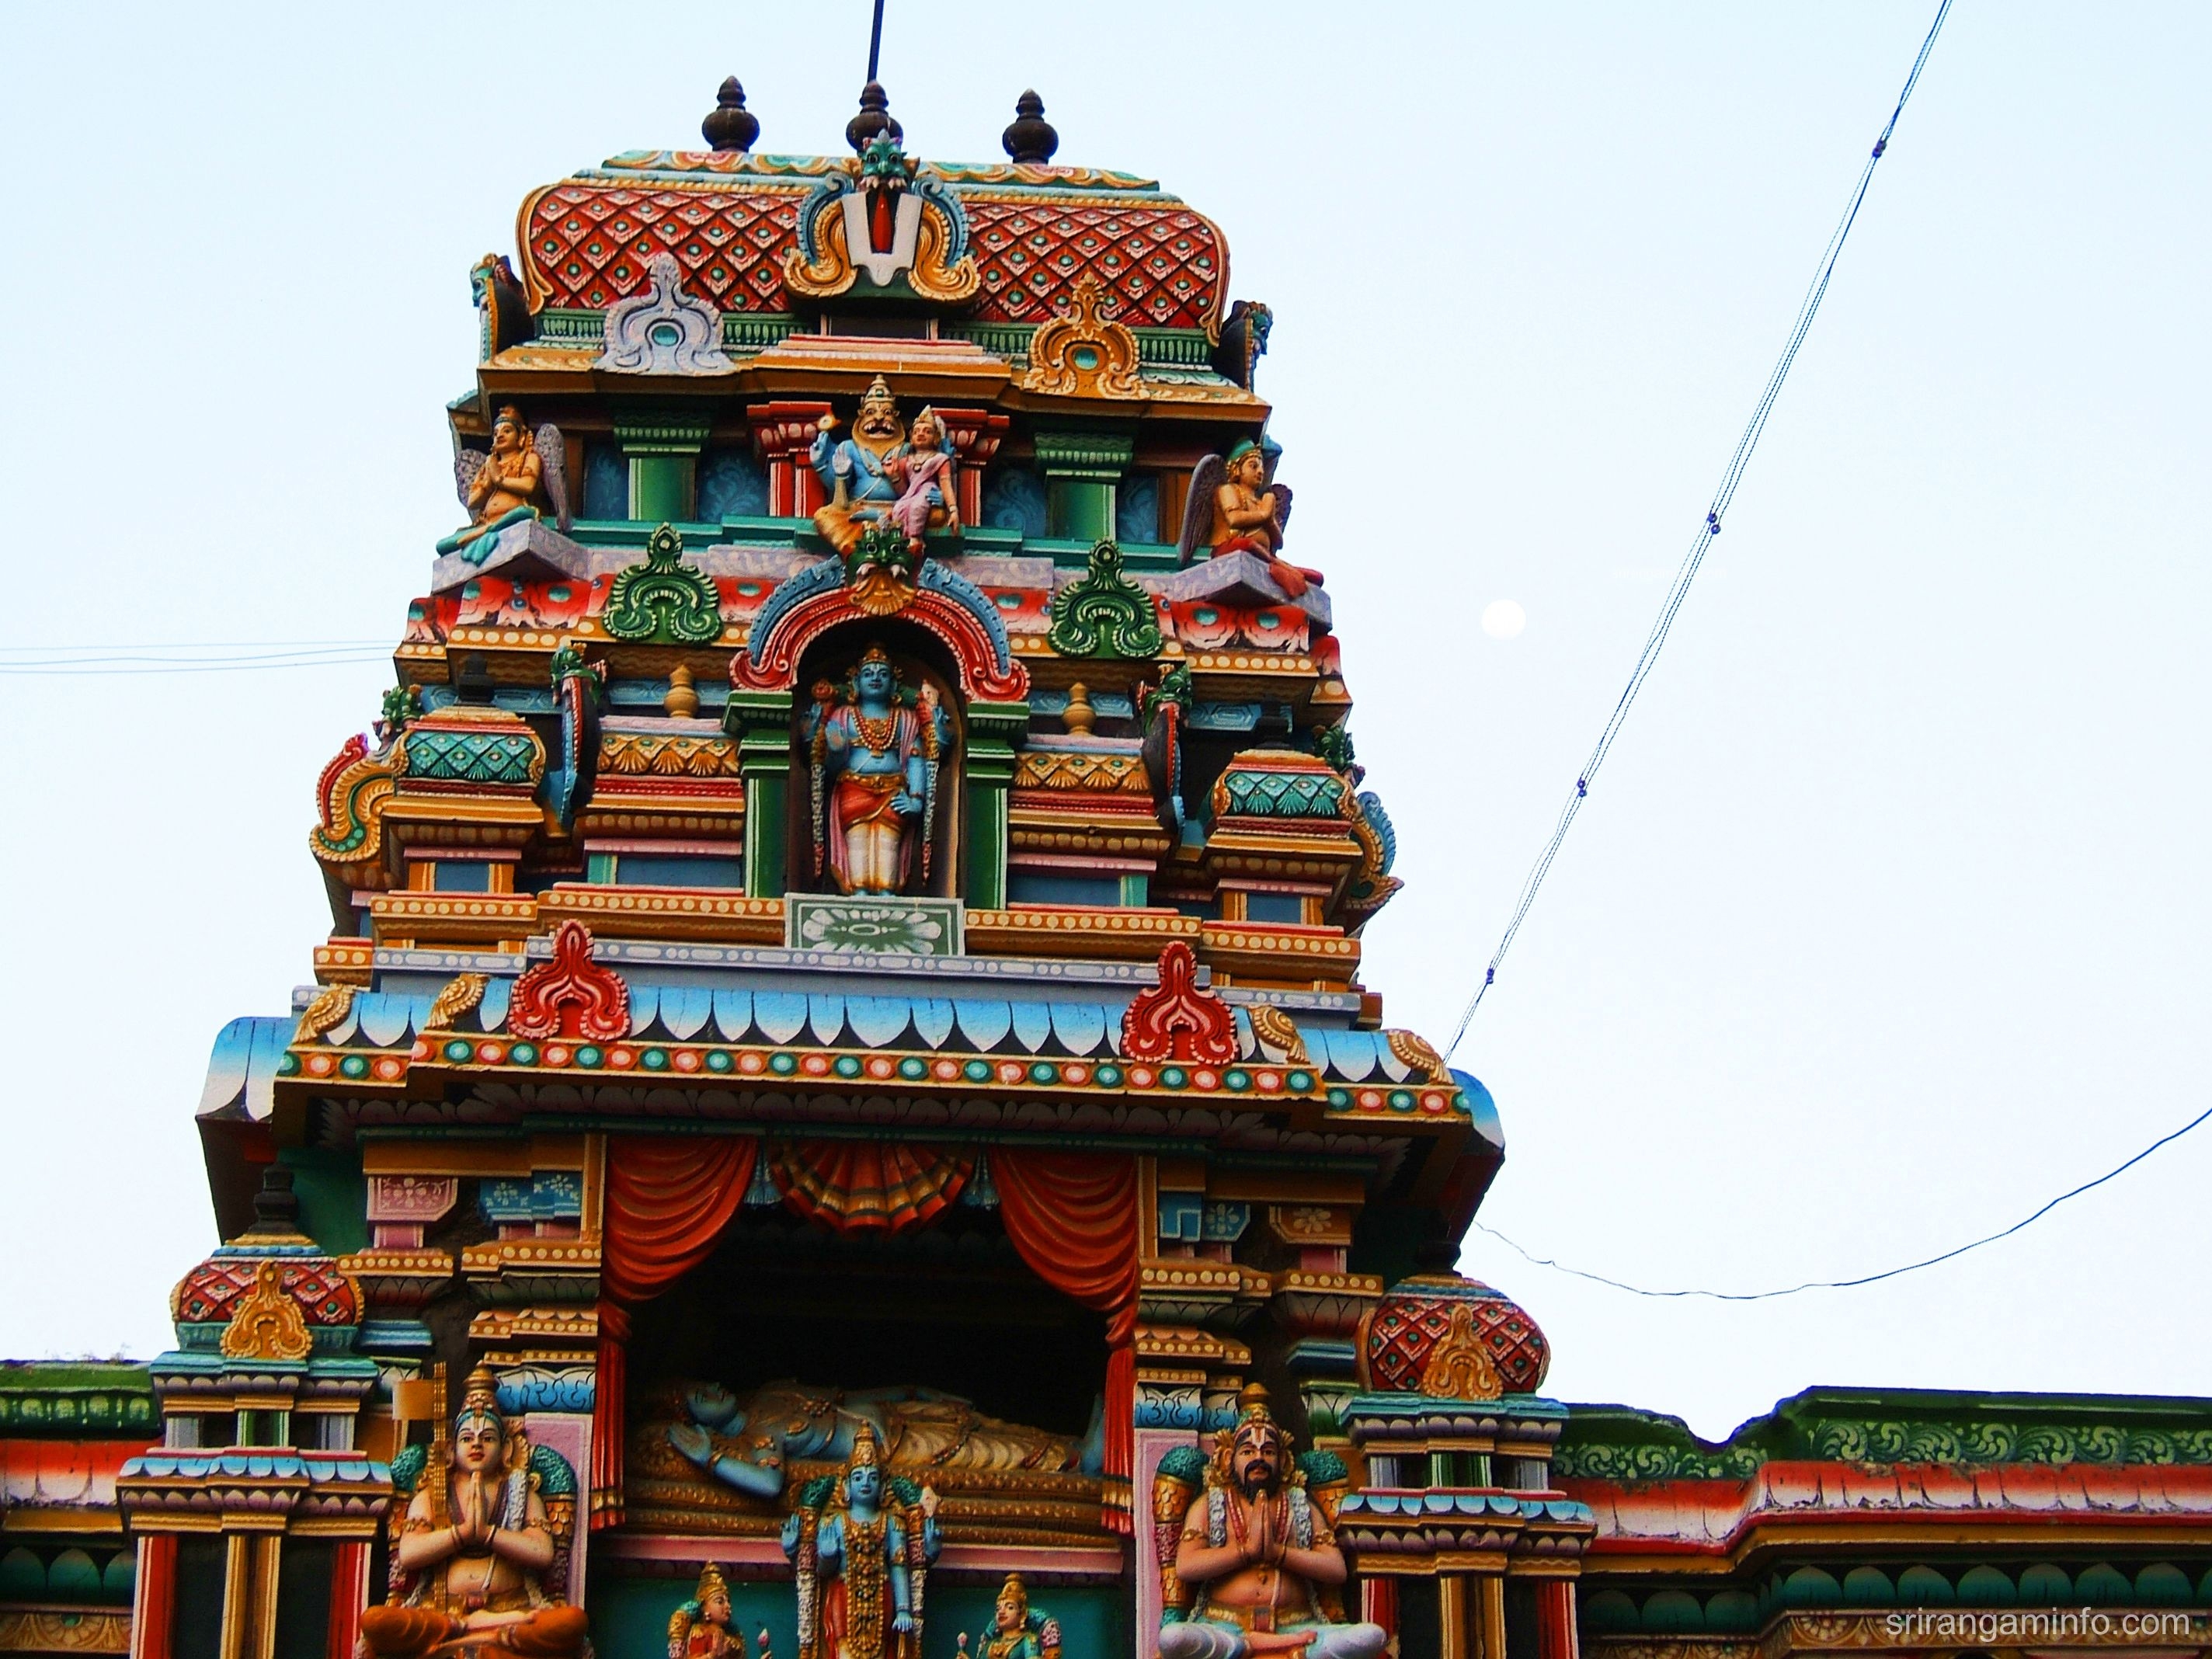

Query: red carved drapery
left=991, top=1148, right=1141, bottom=1530
left=591, top=1135, right=758, bottom=1527
left=772, top=1140, right=972, bottom=1234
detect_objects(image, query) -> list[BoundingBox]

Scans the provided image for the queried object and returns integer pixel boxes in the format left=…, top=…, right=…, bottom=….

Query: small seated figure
left=878, top=406, right=958, bottom=555
left=812, top=377, right=952, bottom=555
left=1157, top=1386, right=1386, bottom=1659
left=781, top=1424, right=941, bottom=1659
left=359, top=1366, right=587, bottom=1659
left=962, top=1575, right=1060, bottom=1659
left=438, top=405, right=555, bottom=559
left=667, top=1562, right=744, bottom=1659
left=1177, top=441, right=1322, bottom=599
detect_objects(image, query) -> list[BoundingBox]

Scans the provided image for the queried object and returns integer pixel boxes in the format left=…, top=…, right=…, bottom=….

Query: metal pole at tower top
left=867, top=0, right=885, bottom=82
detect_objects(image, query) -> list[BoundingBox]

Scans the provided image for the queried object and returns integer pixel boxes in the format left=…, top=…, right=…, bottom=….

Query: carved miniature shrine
left=5, top=73, right=2212, bottom=1659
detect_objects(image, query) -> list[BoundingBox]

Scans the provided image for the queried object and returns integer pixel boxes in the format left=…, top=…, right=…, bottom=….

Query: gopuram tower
left=103, top=81, right=1586, bottom=1659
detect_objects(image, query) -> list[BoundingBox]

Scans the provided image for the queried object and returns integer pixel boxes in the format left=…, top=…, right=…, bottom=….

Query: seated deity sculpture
left=812, top=377, right=955, bottom=556
left=802, top=646, right=955, bottom=896
left=1176, top=441, right=1322, bottom=599
left=782, top=1424, right=941, bottom=1659
left=1156, top=1386, right=1386, bottom=1659
left=962, top=1574, right=1062, bottom=1659
left=438, top=405, right=564, bottom=559
left=667, top=1562, right=748, bottom=1659
left=667, top=1379, right=1102, bottom=1502
left=360, top=1365, right=588, bottom=1659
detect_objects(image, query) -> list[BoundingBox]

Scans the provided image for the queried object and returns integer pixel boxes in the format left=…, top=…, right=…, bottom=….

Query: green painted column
left=725, top=690, right=795, bottom=899
left=1035, top=432, right=1134, bottom=545
left=962, top=703, right=1028, bottom=909
left=615, top=414, right=711, bottom=523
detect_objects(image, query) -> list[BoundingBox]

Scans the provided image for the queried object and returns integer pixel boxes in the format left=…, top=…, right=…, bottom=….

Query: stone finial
left=1063, top=683, right=1095, bottom=736
left=1002, top=90, right=1059, bottom=164
left=665, top=664, right=700, bottom=719
left=846, top=81, right=902, bottom=155
left=702, top=77, right=760, bottom=153
left=251, top=1165, right=302, bottom=1233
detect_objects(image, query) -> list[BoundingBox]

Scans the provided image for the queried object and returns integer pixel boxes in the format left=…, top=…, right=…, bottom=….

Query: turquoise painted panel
left=587, top=1575, right=1126, bottom=1659
left=712, top=989, right=754, bottom=1042
left=1050, top=1000, right=1108, bottom=1056
left=912, top=998, right=955, bottom=1049
left=753, top=993, right=809, bottom=1045
left=953, top=999, right=1012, bottom=1051
left=807, top=994, right=847, bottom=1045
left=659, top=986, right=714, bottom=1041
left=1010, top=1001, right=1053, bottom=1053
left=847, top=996, right=913, bottom=1048
left=481, top=977, right=513, bottom=1031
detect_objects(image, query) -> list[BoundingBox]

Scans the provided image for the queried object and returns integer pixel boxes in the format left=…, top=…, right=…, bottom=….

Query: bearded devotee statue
left=1157, top=1387, right=1386, bottom=1659
left=666, top=1379, right=1100, bottom=1502
left=812, top=377, right=955, bottom=555
left=960, top=1576, right=1061, bottom=1659
left=782, top=1424, right=941, bottom=1659
left=439, top=405, right=565, bottom=559
left=360, top=1367, right=588, bottom=1659
left=803, top=646, right=955, bottom=896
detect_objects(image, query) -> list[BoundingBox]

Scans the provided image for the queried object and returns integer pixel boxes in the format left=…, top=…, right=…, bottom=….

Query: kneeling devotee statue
left=360, top=1366, right=588, bottom=1659
left=1159, top=1387, right=1386, bottom=1659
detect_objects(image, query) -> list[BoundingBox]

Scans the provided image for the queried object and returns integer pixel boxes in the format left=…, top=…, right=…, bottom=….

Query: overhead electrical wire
left=1445, top=0, right=1955, bottom=1059
left=1474, top=1101, right=2212, bottom=1301
left=0, top=642, right=389, bottom=676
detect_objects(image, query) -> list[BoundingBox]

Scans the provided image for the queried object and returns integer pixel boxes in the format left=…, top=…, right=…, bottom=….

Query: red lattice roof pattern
left=966, top=200, right=1222, bottom=329
left=520, top=179, right=1226, bottom=329
left=524, top=183, right=802, bottom=311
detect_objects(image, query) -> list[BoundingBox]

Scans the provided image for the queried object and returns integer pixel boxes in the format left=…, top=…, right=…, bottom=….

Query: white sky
left=2, top=2, right=2205, bottom=1441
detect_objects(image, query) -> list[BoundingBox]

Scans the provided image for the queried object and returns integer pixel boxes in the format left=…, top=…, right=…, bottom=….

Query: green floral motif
left=1049, top=540, right=1163, bottom=659
left=1138, top=661, right=1193, bottom=725
left=1552, top=1440, right=1762, bottom=1482
left=1219, top=767, right=1348, bottom=819
left=791, top=897, right=955, bottom=957
left=1313, top=722, right=1355, bottom=774
left=404, top=729, right=542, bottom=784
left=603, top=523, right=722, bottom=645
left=379, top=683, right=422, bottom=738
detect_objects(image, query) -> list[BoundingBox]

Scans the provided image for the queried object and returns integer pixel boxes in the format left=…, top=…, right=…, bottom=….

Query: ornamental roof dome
left=1359, top=1266, right=1551, bottom=1401
left=169, top=1167, right=361, bottom=1358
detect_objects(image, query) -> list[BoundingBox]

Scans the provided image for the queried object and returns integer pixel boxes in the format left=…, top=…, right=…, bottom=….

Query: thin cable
left=1446, top=0, right=1953, bottom=1058
left=1475, top=1100, right=2211, bottom=1301
left=866, top=0, right=886, bottom=82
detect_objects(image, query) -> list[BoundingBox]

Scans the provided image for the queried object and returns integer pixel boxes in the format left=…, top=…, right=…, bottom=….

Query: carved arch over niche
left=789, top=623, right=968, bottom=900
left=732, top=560, right=1029, bottom=703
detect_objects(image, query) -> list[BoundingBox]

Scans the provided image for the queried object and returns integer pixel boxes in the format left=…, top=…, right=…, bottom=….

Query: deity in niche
left=783, top=1424, right=940, bottom=1659
left=360, top=1366, right=587, bottom=1659
left=440, top=405, right=563, bottom=557
left=666, top=1379, right=1101, bottom=1503
left=803, top=645, right=955, bottom=896
left=1157, top=1386, right=1386, bottom=1659
left=1177, top=440, right=1320, bottom=599
left=667, top=1562, right=747, bottom=1659
left=812, top=377, right=954, bottom=555
left=963, top=1575, right=1062, bottom=1659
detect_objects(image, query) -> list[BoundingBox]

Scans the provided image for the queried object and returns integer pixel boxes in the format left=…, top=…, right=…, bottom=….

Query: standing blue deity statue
left=781, top=1424, right=940, bottom=1659
left=802, top=645, right=954, bottom=896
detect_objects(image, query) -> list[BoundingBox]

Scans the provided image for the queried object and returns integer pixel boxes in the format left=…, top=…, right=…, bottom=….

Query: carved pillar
left=962, top=702, right=1027, bottom=909
left=326, top=1542, right=370, bottom=1659
left=932, top=406, right=1010, bottom=526
left=130, top=1535, right=177, bottom=1659
left=614, top=414, right=711, bottom=523
left=748, top=401, right=834, bottom=518
left=727, top=689, right=796, bottom=896
left=1438, top=1575, right=1471, bottom=1659
left=1360, top=1577, right=1399, bottom=1641
left=1477, top=1575, right=1509, bottom=1659
left=1035, top=431, right=1134, bottom=544
left=1536, top=1580, right=1581, bottom=1659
